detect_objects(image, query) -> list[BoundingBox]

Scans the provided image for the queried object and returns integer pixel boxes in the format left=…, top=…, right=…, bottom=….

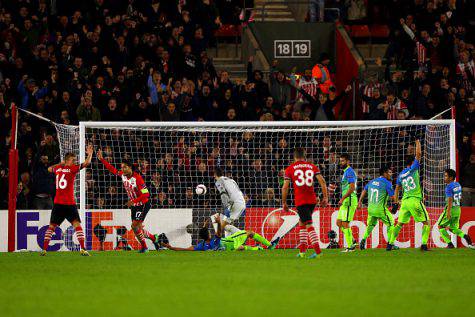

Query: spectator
left=261, top=188, right=280, bottom=207
left=76, top=97, right=101, bottom=121
left=461, top=154, right=475, bottom=206
left=269, top=60, right=291, bottom=108
left=30, top=155, right=55, bottom=209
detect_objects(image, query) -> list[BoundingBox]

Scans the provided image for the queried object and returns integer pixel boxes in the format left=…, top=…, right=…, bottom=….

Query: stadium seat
left=214, top=24, right=242, bottom=38
left=370, top=24, right=390, bottom=38
left=350, top=25, right=371, bottom=38
left=213, top=24, right=242, bottom=57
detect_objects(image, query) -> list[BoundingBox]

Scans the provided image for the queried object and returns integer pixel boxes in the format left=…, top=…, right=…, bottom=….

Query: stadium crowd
left=0, top=0, right=474, bottom=209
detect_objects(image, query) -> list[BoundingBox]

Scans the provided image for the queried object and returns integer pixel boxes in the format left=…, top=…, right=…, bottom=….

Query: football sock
left=74, top=225, right=86, bottom=250
left=363, top=223, right=375, bottom=240
left=143, top=229, right=156, bottom=242
left=298, top=225, right=308, bottom=253
left=43, top=225, right=56, bottom=251
left=390, top=224, right=402, bottom=244
left=136, top=228, right=147, bottom=249
left=386, top=225, right=394, bottom=243
left=343, top=227, right=353, bottom=247
left=439, top=228, right=451, bottom=243
left=307, top=226, right=321, bottom=254
left=421, top=224, right=430, bottom=245
left=253, top=233, right=271, bottom=247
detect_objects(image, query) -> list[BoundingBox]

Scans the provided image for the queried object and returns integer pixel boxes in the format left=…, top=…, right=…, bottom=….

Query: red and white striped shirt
left=360, top=83, right=383, bottom=114
left=456, top=60, right=475, bottom=92
left=416, top=41, right=427, bottom=66
left=100, top=158, right=150, bottom=206
left=386, top=99, right=408, bottom=120
left=297, top=76, right=319, bottom=101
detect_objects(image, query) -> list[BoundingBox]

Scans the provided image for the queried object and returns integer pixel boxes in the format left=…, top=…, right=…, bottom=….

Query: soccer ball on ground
left=195, top=184, right=207, bottom=195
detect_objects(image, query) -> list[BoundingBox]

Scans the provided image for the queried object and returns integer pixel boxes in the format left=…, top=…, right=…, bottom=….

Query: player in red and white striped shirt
left=41, top=145, right=94, bottom=256
left=282, top=148, right=328, bottom=259
left=97, top=149, right=158, bottom=253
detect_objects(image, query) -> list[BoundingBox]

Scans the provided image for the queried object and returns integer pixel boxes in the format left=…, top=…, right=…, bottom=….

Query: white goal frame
left=78, top=119, right=456, bottom=213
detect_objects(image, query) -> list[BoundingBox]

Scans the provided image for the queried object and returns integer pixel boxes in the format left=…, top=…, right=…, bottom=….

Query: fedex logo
left=17, top=212, right=82, bottom=251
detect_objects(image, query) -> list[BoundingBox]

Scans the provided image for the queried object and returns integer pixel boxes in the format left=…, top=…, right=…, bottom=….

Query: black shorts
left=131, top=201, right=151, bottom=221
left=296, top=204, right=316, bottom=223
left=50, top=204, right=80, bottom=225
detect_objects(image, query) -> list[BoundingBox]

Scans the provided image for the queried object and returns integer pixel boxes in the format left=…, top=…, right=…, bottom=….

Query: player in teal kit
left=438, top=169, right=474, bottom=249
left=358, top=165, right=398, bottom=250
left=391, top=139, right=431, bottom=251
left=337, top=154, right=358, bottom=252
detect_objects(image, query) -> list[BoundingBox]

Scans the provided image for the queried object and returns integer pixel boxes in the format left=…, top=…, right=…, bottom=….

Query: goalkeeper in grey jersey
left=214, top=167, right=246, bottom=235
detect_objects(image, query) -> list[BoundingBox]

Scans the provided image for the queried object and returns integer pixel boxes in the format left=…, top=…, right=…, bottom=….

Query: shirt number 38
left=294, top=170, right=314, bottom=187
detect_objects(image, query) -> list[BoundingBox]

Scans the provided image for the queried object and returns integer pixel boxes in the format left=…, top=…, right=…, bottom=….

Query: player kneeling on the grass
left=358, top=165, right=398, bottom=250
left=163, top=215, right=277, bottom=251
left=214, top=167, right=246, bottom=236
left=41, top=145, right=93, bottom=256
left=438, top=169, right=474, bottom=249
left=282, top=148, right=328, bottom=259
left=337, top=154, right=358, bottom=252
left=391, top=139, right=431, bottom=251
left=98, top=149, right=159, bottom=253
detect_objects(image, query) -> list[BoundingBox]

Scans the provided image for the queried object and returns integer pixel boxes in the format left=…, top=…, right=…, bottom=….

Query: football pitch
left=1, top=249, right=474, bottom=317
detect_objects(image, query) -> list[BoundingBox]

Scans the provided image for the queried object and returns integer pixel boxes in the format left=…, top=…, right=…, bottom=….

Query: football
left=195, top=184, right=207, bottom=195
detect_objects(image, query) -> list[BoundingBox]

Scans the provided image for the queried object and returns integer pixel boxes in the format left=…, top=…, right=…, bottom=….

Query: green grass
left=1, top=249, right=474, bottom=317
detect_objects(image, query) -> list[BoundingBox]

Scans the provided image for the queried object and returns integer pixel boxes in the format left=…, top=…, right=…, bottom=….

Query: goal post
left=6, top=111, right=457, bottom=251
left=77, top=119, right=456, bottom=250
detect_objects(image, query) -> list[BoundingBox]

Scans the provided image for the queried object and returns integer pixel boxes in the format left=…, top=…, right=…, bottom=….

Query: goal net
left=27, top=118, right=457, bottom=250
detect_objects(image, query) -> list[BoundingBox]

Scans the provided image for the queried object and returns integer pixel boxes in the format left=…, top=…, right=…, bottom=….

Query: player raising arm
left=97, top=149, right=159, bottom=253
left=437, top=169, right=474, bottom=249
left=358, top=165, right=399, bottom=251
left=41, top=145, right=93, bottom=256
left=214, top=167, right=246, bottom=235
left=282, top=148, right=328, bottom=259
left=391, top=139, right=431, bottom=251
left=337, top=154, right=358, bottom=252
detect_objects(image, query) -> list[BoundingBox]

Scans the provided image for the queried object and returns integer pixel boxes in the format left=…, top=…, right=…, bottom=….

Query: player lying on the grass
left=282, top=148, right=328, bottom=259
left=214, top=167, right=246, bottom=236
left=358, top=165, right=399, bottom=251
left=391, top=139, right=431, bottom=251
left=337, top=154, right=358, bottom=252
left=97, top=149, right=160, bottom=253
left=438, top=169, right=474, bottom=249
left=163, top=215, right=278, bottom=251
left=41, top=145, right=93, bottom=256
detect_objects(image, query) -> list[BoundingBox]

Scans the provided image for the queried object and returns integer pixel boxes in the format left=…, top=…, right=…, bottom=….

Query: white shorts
left=223, top=202, right=246, bottom=222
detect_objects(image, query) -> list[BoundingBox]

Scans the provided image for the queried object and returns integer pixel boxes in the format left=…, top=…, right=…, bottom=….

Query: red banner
left=244, top=207, right=475, bottom=249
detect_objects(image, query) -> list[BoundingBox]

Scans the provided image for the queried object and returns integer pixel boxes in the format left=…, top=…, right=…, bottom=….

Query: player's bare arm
left=358, top=189, right=367, bottom=209
left=281, top=179, right=291, bottom=211
left=214, top=214, right=223, bottom=238
left=316, top=174, right=328, bottom=207
left=80, top=144, right=94, bottom=169
left=446, top=197, right=453, bottom=219
left=47, top=161, right=64, bottom=173
left=97, top=148, right=104, bottom=160
left=394, top=185, right=400, bottom=204
left=338, top=182, right=355, bottom=205
left=415, top=139, right=422, bottom=161
left=162, top=243, right=194, bottom=251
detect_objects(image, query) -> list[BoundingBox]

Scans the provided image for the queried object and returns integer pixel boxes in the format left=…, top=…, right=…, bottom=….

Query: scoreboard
left=248, top=22, right=335, bottom=73
left=274, top=40, right=311, bottom=58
